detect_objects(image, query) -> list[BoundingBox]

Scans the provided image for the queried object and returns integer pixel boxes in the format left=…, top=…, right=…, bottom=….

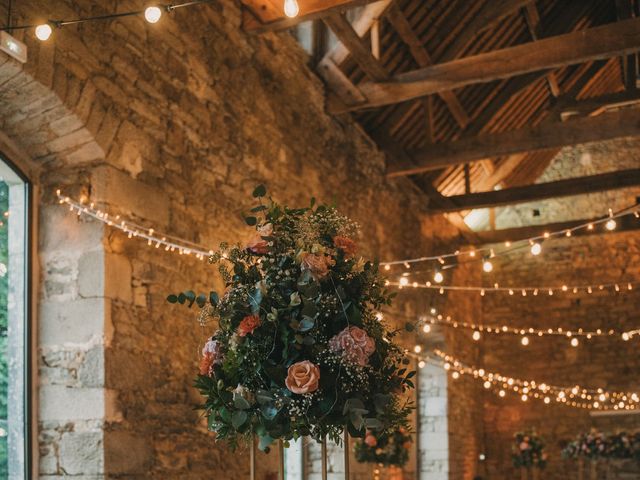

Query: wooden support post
left=321, top=437, right=328, bottom=480
left=344, top=429, right=350, bottom=479
left=279, top=439, right=285, bottom=480
left=250, top=436, right=256, bottom=480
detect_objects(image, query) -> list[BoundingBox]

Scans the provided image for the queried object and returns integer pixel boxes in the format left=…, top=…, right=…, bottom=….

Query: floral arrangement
left=169, top=186, right=414, bottom=450
left=561, top=430, right=607, bottom=459
left=562, top=430, right=640, bottom=462
left=354, top=427, right=413, bottom=467
left=512, top=430, right=547, bottom=469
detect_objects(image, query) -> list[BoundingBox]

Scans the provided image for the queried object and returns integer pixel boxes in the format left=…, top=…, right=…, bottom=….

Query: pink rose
left=333, top=235, right=357, bottom=257
left=199, top=338, right=224, bottom=376
left=285, top=360, right=320, bottom=394
left=328, top=326, right=375, bottom=366
left=238, top=314, right=261, bottom=337
left=520, top=442, right=530, bottom=451
left=247, top=237, right=269, bottom=254
left=301, top=253, right=334, bottom=280
left=364, top=433, right=377, bottom=447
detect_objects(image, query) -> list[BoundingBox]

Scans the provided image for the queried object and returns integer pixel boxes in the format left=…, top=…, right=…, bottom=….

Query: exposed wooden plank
left=560, top=89, right=640, bottom=119
left=615, top=0, right=638, bottom=90
left=385, top=3, right=470, bottom=128
left=389, top=107, right=640, bottom=177
left=430, top=169, right=640, bottom=212
left=242, top=0, right=385, bottom=32
left=523, top=3, right=560, bottom=97
left=329, top=17, right=640, bottom=112
left=475, top=212, right=640, bottom=245
left=317, top=57, right=367, bottom=106
left=323, top=12, right=389, bottom=81
left=439, top=0, right=534, bottom=62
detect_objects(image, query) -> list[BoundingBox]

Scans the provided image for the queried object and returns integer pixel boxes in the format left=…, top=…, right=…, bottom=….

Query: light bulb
left=521, top=336, right=529, bottom=346
left=544, top=396, right=551, bottom=404
left=422, top=324, right=431, bottom=334
left=413, top=345, right=422, bottom=354
left=284, top=0, right=300, bottom=18
left=144, top=6, right=163, bottom=23
left=521, top=394, right=528, bottom=402
left=499, top=390, right=506, bottom=397
left=399, top=277, right=409, bottom=287
left=472, top=331, right=481, bottom=341
left=384, top=264, right=391, bottom=271
left=530, top=242, right=542, bottom=256
left=622, top=332, right=630, bottom=341
left=605, top=218, right=617, bottom=231
left=418, top=360, right=426, bottom=369
left=433, top=271, right=444, bottom=283
left=482, top=259, right=493, bottom=273
left=452, top=371, right=460, bottom=379
left=35, top=24, right=53, bottom=41
left=570, top=338, right=579, bottom=347
left=483, top=381, right=491, bottom=389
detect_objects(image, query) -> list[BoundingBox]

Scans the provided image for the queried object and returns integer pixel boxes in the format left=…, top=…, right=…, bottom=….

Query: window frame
left=0, top=148, right=32, bottom=480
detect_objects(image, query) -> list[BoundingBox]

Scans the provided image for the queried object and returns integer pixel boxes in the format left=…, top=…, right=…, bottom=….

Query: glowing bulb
left=622, top=332, right=630, bottom=341
left=433, top=271, right=444, bottom=283
left=606, top=218, right=617, bottom=231
left=444, top=362, right=451, bottom=371
left=418, top=360, right=426, bottom=369
left=521, top=336, right=529, bottom=346
left=521, top=394, right=528, bottom=402
left=413, top=345, right=422, bottom=354
left=452, top=371, right=460, bottom=379
left=384, top=264, right=391, bottom=271
left=482, top=259, right=493, bottom=273
left=544, top=397, right=551, bottom=404
left=422, top=324, right=431, bottom=334
left=599, top=394, right=606, bottom=402
left=35, top=24, right=53, bottom=41
left=530, top=242, right=542, bottom=256
left=472, top=331, right=481, bottom=341
left=570, top=338, right=579, bottom=347
left=399, top=277, right=409, bottom=287
left=499, top=390, right=506, bottom=397
left=284, top=0, right=300, bottom=17
left=483, top=381, right=491, bottom=389
left=144, top=6, right=163, bottom=23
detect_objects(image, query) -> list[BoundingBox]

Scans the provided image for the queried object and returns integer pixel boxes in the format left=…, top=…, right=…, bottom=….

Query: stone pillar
left=418, top=363, right=449, bottom=480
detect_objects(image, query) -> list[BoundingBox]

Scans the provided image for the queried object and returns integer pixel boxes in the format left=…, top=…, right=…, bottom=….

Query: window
left=0, top=155, right=29, bottom=479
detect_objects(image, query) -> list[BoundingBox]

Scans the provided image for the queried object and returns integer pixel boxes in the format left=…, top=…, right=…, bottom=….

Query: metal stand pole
left=344, top=429, right=350, bottom=480
left=322, top=437, right=328, bottom=480
left=250, top=436, right=256, bottom=480
left=279, top=439, right=285, bottom=480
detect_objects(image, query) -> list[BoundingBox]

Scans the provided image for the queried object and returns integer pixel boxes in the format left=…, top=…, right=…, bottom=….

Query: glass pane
left=0, top=158, right=28, bottom=479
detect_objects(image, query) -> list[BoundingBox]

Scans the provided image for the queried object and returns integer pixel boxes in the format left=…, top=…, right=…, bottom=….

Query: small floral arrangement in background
left=562, top=430, right=640, bottom=462
left=561, top=430, right=607, bottom=459
left=354, top=427, right=413, bottom=467
left=512, top=430, right=547, bottom=469
left=169, top=185, right=414, bottom=450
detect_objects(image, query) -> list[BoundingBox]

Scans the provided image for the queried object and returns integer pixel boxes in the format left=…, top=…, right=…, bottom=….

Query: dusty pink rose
left=333, top=235, right=357, bottom=257
left=199, top=338, right=224, bottom=376
left=328, top=326, right=376, bottom=366
left=300, top=253, right=334, bottom=280
left=520, top=442, right=530, bottom=451
left=364, top=433, right=377, bottom=447
left=285, top=360, right=320, bottom=394
left=247, top=237, right=269, bottom=254
left=238, top=314, right=261, bottom=337
left=403, top=441, right=411, bottom=450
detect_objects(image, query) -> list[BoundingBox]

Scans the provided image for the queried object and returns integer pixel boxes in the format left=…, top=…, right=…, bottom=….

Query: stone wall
left=480, top=230, right=640, bottom=479
left=0, top=0, right=469, bottom=478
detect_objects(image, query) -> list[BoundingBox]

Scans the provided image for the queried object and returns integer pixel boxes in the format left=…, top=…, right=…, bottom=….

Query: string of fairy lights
left=414, top=350, right=640, bottom=412
left=0, top=0, right=303, bottom=42
left=388, top=279, right=639, bottom=296
left=382, top=306, right=640, bottom=348
left=380, top=204, right=640, bottom=283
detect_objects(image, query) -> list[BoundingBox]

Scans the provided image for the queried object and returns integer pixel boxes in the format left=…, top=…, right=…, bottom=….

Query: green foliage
left=512, top=430, right=547, bottom=469
left=354, top=427, right=413, bottom=467
left=174, top=186, right=414, bottom=450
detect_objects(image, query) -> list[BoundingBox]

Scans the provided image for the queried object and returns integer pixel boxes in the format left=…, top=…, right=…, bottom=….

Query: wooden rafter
left=560, top=89, right=640, bottom=119
left=523, top=3, right=560, bottom=97
left=428, top=169, right=640, bottom=212
left=242, top=0, right=384, bottom=32
left=329, top=17, right=640, bottom=113
left=388, top=107, right=640, bottom=177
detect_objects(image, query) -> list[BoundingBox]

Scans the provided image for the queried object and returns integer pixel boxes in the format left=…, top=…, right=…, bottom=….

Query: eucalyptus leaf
left=209, top=291, right=219, bottom=306
left=259, top=435, right=275, bottom=451
left=232, top=410, right=248, bottom=429
left=167, top=294, right=178, bottom=304
left=298, top=316, right=315, bottom=332
left=196, top=293, right=207, bottom=308
left=253, top=184, right=267, bottom=198
left=256, top=390, right=275, bottom=405
left=245, top=216, right=257, bottom=226
left=261, top=404, right=279, bottom=420
left=364, top=418, right=384, bottom=430
left=234, top=395, right=251, bottom=410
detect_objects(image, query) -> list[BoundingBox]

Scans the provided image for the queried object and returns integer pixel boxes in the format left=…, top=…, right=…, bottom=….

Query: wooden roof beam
left=329, top=17, right=640, bottom=113
left=388, top=107, right=640, bottom=177
left=385, top=3, right=469, bottom=128
left=429, top=169, right=640, bottom=212
left=242, top=0, right=385, bottom=33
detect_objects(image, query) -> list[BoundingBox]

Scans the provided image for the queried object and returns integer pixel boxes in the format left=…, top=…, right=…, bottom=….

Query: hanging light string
left=380, top=204, right=640, bottom=269
left=0, top=1, right=214, bottom=40
left=57, top=191, right=214, bottom=260
left=415, top=350, right=639, bottom=411
left=388, top=306, right=640, bottom=345
left=387, top=279, right=639, bottom=297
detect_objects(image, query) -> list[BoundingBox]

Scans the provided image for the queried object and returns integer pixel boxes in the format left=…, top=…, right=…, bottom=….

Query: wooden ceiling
left=243, top=0, right=640, bottom=233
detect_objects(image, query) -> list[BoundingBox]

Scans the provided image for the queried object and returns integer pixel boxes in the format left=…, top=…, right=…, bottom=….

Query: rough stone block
left=59, top=431, right=104, bottom=475
left=78, top=346, right=105, bottom=388
left=104, top=431, right=152, bottom=474
left=105, top=253, right=132, bottom=303
left=39, top=297, right=108, bottom=346
left=39, top=385, right=104, bottom=421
